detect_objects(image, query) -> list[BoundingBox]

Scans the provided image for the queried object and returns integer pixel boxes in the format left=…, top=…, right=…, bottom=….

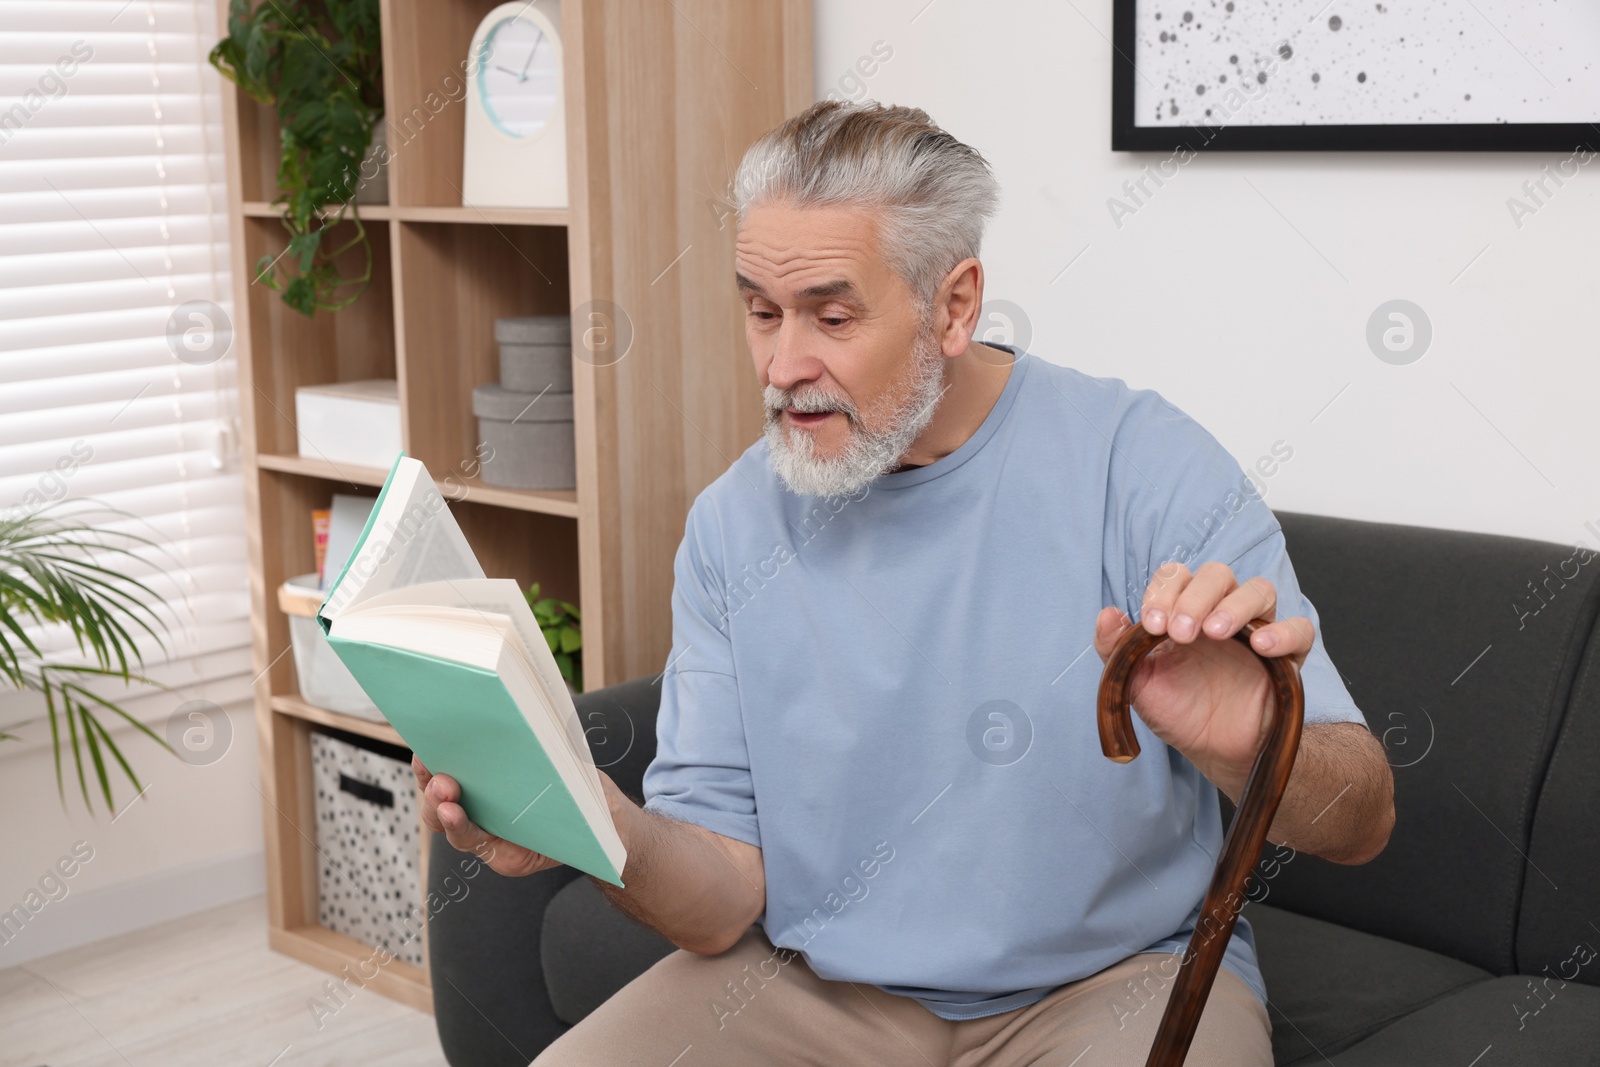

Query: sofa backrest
left=1515, top=603, right=1600, bottom=986
left=1255, top=511, right=1600, bottom=977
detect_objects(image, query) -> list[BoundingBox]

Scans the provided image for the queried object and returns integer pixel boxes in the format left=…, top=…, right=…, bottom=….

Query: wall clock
left=463, top=0, right=567, bottom=208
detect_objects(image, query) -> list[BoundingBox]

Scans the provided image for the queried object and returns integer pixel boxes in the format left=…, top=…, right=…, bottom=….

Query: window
left=0, top=0, right=249, bottom=728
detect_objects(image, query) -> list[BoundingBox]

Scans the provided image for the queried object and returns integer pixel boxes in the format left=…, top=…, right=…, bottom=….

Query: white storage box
left=295, top=379, right=402, bottom=470
left=311, top=729, right=425, bottom=968
left=278, top=573, right=384, bottom=721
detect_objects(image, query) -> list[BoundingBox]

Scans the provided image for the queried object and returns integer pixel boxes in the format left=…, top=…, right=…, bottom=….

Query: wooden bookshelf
left=219, top=0, right=812, bottom=1011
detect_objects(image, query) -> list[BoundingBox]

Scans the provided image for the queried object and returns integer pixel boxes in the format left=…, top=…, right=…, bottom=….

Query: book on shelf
left=315, top=453, right=626, bottom=887
left=311, top=508, right=330, bottom=585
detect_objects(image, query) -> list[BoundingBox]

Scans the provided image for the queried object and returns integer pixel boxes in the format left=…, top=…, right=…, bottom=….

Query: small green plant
left=209, top=0, right=383, bottom=316
left=0, top=500, right=181, bottom=813
left=525, top=582, right=582, bottom=693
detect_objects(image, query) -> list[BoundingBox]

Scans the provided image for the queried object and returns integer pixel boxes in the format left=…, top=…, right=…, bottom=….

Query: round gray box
left=495, top=315, right=572, bottom=345
left=499, top=342, right=573, bottom=394
left=473, top=383, right=576, bottom=491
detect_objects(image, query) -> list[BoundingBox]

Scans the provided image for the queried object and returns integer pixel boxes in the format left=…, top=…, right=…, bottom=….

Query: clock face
left=478, top=16, right=559, bottom=138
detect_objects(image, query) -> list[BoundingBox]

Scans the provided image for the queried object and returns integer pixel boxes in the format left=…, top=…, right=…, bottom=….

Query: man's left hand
left=1093, top=560, right=1311, bottom=789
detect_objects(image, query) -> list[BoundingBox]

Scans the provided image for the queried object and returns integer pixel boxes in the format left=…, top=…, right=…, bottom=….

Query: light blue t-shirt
left=640, top=345, right=1367, bottom=1021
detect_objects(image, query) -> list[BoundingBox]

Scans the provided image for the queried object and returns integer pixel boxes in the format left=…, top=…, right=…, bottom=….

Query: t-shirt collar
left=874, top=344, right=1031, bottom=490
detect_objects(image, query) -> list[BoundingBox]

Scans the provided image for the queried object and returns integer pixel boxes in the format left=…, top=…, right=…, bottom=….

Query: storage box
left=498, top=343, right=572, bottom=394
left=473, top=383, right=576, bottom=490
left=278, top=573, right=384, bottom=721
left=311, top=729, right=425, bottom=968
left=295, top=379, right=402, bottom=470
left=496, top=315, right=572, bottom=394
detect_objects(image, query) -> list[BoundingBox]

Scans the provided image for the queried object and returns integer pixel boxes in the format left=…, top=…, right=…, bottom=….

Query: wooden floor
left=0, top=895, right=450, bottom=1067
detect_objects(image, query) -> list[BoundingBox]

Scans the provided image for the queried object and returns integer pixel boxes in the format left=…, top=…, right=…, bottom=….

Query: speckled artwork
left=1132, top=1, right=1600, bottom=127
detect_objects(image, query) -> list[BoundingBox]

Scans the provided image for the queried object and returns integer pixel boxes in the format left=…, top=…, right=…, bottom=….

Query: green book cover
left=315, top=452, right=626, bottom=887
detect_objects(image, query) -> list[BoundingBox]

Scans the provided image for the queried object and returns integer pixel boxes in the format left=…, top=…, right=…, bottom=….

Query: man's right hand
left=414, top=756, right=565, bottom=877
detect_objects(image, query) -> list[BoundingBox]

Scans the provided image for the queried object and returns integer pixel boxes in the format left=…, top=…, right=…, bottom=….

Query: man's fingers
left=1167, top=562, right=1242, bottom=642
left=1094, top=605, right=1131, bottom=662
left=437, top=800, right=498, bottom=854
left=1201, top=575, right=1279, bottom=640
left=1140, top=562, right=1195, bottom=635
left=1248, top=615, right=1313, bottom=659
left=426, top=772, right=460, bottom=804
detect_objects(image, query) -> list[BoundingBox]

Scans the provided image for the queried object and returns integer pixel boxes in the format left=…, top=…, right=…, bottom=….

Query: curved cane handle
left=1095, top=617, right=1304, bottom=1067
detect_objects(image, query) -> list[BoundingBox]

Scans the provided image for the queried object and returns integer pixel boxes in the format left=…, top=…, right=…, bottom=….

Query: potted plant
left=209, top=0, right=384, bottom=316
left=525, top=583, right=582, bottom=693
left=0, top=501, right=182, bottom=813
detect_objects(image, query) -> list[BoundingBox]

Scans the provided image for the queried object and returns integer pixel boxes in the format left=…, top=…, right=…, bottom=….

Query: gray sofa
left=425, top=510, right=1600, bottom=1065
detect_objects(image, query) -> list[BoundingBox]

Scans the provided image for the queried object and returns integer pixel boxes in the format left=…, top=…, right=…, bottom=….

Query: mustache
left=764, top=384, right=858, bottom=419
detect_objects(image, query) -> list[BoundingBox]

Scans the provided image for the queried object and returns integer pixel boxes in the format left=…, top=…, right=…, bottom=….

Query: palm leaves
left=0, top=499, right=182, bottom=813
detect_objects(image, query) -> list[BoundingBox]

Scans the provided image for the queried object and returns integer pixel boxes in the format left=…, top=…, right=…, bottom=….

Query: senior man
left=415, top=100, right=1395, bottom=1066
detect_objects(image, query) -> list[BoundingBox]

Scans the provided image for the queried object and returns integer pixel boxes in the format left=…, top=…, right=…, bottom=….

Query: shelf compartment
left=242, top=215, right=397, bottom=459
left=452, top=496, right=581, bottom=609
left=256, top=451, right=580, bottom=518
left=392, top=219, right=571, bottom=485
left=379, top=0, right=508, bottom=208
left=231, top=93, right=280, bottom=205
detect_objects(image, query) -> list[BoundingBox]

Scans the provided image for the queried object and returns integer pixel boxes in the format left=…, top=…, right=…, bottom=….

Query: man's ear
left=934, top=257, right=984, bottom=357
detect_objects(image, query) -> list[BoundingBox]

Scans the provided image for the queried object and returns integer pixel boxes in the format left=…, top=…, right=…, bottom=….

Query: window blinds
left=0, top=0, right=250, bottom=729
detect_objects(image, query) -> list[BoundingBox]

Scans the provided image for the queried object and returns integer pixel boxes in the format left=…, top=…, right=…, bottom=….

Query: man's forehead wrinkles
left=735, top=241, right=867, bottom=267
left=735, top=241, right=870, bottom=294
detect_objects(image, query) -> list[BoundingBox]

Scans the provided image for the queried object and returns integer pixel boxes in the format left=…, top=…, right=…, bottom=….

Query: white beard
left=762, top=327, right=948, bottom=498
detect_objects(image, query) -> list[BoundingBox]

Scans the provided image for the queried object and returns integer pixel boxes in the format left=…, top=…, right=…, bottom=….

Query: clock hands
left=491, top=30, right=545, bottom=84
left=518, top=32, right=544, bottom=80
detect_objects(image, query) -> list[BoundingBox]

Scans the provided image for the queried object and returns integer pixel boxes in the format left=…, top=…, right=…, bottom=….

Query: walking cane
left=1096, top=617, right=1304, bottom=1067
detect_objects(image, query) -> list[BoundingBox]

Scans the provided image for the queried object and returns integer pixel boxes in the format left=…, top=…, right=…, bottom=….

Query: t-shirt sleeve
left=640, top=496, right=762, bottom=848
left=1115, top=393, right=1367, bottom=729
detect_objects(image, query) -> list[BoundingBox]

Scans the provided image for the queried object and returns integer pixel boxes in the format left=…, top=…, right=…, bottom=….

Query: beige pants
left=532, top=924, right=1273, bottom=1066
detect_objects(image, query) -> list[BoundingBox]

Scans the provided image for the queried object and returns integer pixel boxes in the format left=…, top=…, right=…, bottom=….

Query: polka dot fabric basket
left=311, top=728, right=425, bottom=969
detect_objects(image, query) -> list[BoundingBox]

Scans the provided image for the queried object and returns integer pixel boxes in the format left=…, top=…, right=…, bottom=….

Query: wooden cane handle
left=1095, top=617, right=1304, bottom=1067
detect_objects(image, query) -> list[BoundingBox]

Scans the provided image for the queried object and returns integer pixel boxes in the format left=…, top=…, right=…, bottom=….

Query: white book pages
left=319, top=457, right=484, bottom=624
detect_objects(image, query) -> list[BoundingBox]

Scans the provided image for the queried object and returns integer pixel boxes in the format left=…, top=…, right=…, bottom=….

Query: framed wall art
left=1111, top=0, right=1600, bottom=151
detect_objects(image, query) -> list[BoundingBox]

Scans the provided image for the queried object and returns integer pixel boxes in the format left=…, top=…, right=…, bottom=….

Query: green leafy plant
left=525, top=582, right=582, bottom=693
left=209, top=0, right=383, bottom=316
left=0, top=500, right=182, bottom=813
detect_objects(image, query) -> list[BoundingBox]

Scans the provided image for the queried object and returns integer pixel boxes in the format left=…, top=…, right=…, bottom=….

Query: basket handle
left=1095, top=616, right=1304, bottom=1067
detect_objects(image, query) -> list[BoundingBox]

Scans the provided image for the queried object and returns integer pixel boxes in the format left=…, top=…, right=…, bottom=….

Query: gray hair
left=732, top=100, right=1001, bottom=320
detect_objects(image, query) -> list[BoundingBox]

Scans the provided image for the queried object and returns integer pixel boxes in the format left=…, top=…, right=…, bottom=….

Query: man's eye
left=750, top=310, right=777, bottom=321
left=821, top=316, right=848, bottom=327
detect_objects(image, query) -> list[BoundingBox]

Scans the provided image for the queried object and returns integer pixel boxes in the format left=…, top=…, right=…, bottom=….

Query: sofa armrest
left=427, top=675, right=663, bottom=1066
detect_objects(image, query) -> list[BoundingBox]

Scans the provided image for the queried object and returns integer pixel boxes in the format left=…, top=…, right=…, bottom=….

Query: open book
left=316, top=454, right=626, bottom=886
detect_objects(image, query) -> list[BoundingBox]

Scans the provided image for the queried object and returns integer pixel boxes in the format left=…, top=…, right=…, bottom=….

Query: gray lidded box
left=499, top=343, right=572, bottom=394
left=496, top=315, right=573, bottom=394
left=473, top=382, right=576, bottom=491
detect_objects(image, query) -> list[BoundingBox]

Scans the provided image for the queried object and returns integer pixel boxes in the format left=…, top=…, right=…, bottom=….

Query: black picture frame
left=1110, top=0, right=1600, bottom=153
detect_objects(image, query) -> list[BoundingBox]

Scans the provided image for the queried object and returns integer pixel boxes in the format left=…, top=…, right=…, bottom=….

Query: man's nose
left=764, top=318, right=820, bottom=393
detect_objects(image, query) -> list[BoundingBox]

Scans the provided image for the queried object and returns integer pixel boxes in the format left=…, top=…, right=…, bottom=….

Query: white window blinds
left=0, top=0, right=250, bottom=729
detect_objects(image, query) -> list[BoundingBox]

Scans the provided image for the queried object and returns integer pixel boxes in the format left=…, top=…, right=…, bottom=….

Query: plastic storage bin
left=278, top=573, right=384, bottom=721
left=311, top=728, right=425, bottom=968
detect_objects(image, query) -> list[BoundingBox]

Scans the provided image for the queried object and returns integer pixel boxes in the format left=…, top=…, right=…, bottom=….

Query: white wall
left=815, top=0, right=1599, bottom=548
left=0, top=689, right=263, bottom=968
